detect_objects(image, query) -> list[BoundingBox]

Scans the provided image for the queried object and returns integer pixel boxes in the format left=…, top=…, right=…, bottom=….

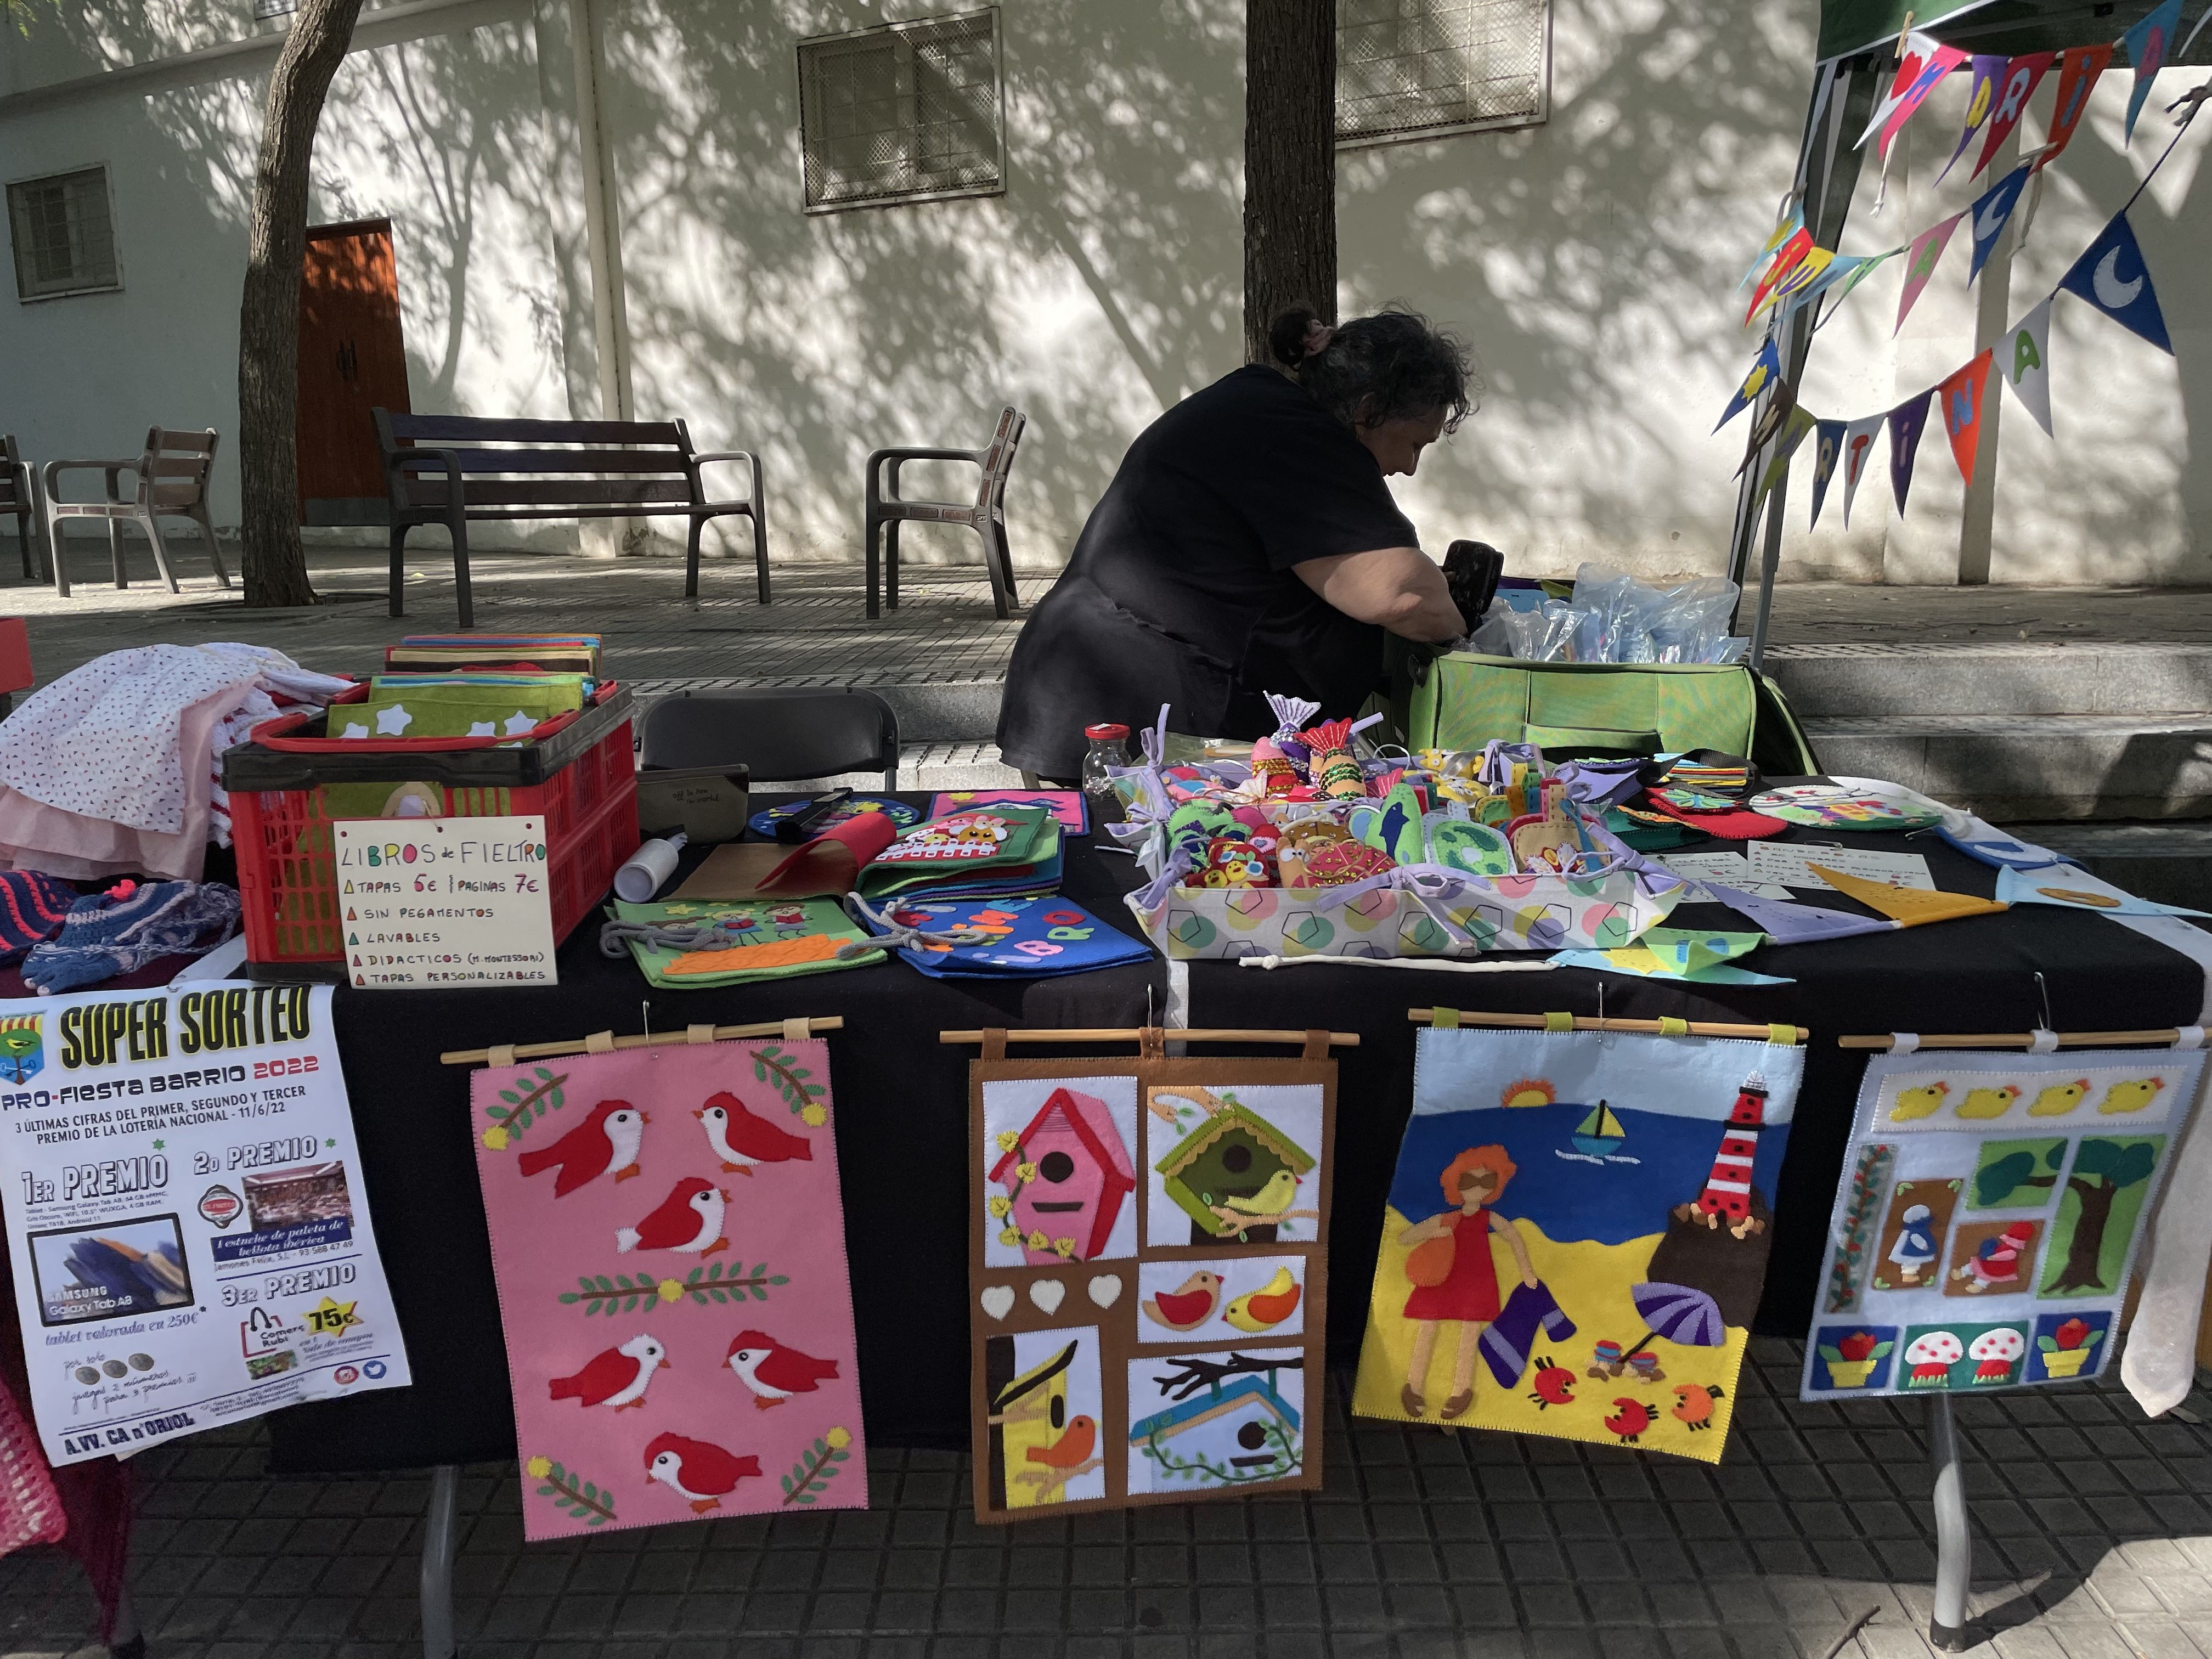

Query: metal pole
left=420, top=1463, right=462, bottom=1659
left=1927, top=1393, right=1976, bottom=1651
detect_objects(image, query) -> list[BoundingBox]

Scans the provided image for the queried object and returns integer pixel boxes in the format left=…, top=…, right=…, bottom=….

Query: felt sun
left=1500, top=1079, right=1557, bottom=1109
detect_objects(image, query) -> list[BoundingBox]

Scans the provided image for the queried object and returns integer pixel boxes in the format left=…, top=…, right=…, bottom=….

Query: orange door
left=297, top=219, right=410, bottom=519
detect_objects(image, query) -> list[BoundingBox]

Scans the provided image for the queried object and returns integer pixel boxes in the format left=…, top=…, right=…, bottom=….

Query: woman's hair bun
left=1268, top=307, right=1321, bottom=368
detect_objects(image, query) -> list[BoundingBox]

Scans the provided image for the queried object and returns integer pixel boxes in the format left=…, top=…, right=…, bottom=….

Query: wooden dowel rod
left=938, top=1027, right=1360, bottom=1047
left=442, top=1015, right=845, bottom=1066
left=1410, top=1009, right=1809, bottom=1042
left=1838, top=1029, right=2187, bottom=1051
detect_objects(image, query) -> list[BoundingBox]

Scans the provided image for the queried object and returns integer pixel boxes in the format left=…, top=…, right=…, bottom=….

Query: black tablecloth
left=266, top=804, right=2205, bottom=1472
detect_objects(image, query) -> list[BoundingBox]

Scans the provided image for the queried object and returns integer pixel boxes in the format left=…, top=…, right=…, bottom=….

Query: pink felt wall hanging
left=471, top=1036, right=866, bottom=1538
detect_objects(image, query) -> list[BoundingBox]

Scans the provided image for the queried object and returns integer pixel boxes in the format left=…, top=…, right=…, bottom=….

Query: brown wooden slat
left=403, top=478, right=693, bottom=509
left=385, top=414, right=685, bottom=445
left=153, top=431, right=216, bottom=452
left=149, top=486, right=201, bottom=507
left=391, top=447, right=688, bottom=475
left=150, top=458, right=208, bottom=477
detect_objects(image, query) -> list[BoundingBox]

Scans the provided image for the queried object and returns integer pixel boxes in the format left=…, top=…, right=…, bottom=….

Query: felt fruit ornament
left=1295, top=839, right=1392, bottom=889
left=1300, top=719, right=1368, bottom=800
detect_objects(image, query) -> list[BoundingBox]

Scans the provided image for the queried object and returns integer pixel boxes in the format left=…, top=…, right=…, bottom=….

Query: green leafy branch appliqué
left=527, top=1455, right=614, bottom=1526
left=682, top=1260, right=790, bottom=1305
left=557, top=1272, right=672, bottom=1316
left=779, top=1429, right=853, bottom=1505
left=1137, top=1418, right=1301, bottom=1487
left=1825, top=1142, right=1894, bottom=1313
left=482, top=1067, right=568, bottom=1146
left=750, top=1043, right=827, bottom=1117
left=556, top=1261, right=791, bottom=1315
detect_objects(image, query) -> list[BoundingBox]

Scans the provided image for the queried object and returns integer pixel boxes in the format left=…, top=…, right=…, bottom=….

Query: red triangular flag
left=1937, top=350, right=1995, bottom=486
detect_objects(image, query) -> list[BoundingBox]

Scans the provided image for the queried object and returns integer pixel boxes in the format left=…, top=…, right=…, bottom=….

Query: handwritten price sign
left=334, top=816, right=559, bottom=989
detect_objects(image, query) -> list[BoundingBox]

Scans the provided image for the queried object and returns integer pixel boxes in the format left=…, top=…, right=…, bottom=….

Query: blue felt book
left=867, top=895, right=1152, bottom=978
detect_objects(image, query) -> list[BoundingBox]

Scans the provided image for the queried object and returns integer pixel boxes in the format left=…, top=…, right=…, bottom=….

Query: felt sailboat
left=1803, top=865, right=2008, bottom=926
left=1572, top=1101, right=1627, bottom=1158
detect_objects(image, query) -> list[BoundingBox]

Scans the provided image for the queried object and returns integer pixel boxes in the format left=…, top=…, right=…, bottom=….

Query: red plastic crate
left=227, top=700, right=638, bottom=980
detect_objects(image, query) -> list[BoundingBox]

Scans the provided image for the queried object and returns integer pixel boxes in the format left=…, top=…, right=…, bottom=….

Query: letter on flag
left=1859, top=33, right=1970, bottom=156
left=2040, top=44, right=2113, bottom=170
left=1745, top=228, right=1814, bottom=323
left=1967, top=165, right=2032, bottom=282
left=1937, top=350, right=1996, bottom=486
left=2124, top=0, right=2182, bottom=144
left=1807, top=420, right=1847, bottom=529
left=1888, top=390, right=1935, bottom=516
left=2059, top=212, right=2172, bottom=353
left=2002, top=298, right=2055, bottom=438
left=1898, top=213, right=1966, bottom=334
left=1716, top=340, right=1784, bottom=431
left=1972, top=53, right=2056, bottom=180
left=1940, top=56, right=2008, bottom=182
left=1839, top=414, right=1887, bottom=529
left=1751, top=246, right=1834, bottom=324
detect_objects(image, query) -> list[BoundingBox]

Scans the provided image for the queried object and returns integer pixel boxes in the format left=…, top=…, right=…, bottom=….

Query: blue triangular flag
left=1807, top=419, right=1846, bottom=529
left=1696, top=883, right=1898, bottom=944
left=2123, top=0, right=2183, bottom=144
left=2060, top=212, right=2173, bottom=354
left=1967, top=164, right=2031, bottom=281
left=1887, top=390, right=1934, bottom=516
left=1715, top=340, right=1784, bottom=431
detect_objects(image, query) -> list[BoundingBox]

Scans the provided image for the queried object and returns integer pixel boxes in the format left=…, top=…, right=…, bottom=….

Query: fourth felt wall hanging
left=471, top=1034, right=866, bottom=1538
left=966, top=1040, right=1335, bottom=1520
left=1351, top=1018, right=1804, bottom=1462
left=1802, top=1044, right=2204, bottom=1401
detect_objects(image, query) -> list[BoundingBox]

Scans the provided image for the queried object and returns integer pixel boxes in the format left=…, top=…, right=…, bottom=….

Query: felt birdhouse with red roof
left=989, top=1087, right=1136, bottom=1265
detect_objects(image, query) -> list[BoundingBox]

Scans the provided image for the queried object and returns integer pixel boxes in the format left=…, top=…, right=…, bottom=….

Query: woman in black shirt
left=997, top=307, right=1475, bottom=781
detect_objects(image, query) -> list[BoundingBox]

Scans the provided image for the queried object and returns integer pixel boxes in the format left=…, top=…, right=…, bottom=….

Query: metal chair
left=864, top=404, right=1025, bottom=620
left=42, top=426, right=229, bottom=597
left=2, top=436, right=44, bottom=581
left=639, top=688, right=900, bottom=790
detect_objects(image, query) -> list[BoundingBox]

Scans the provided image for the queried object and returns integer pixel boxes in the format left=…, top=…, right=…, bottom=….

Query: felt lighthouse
left=1696, top=1072, right=1769, bottom=1229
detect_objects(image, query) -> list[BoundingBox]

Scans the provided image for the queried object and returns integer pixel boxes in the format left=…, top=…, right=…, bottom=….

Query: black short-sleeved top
left=997, top=365, right=1418, bottom=778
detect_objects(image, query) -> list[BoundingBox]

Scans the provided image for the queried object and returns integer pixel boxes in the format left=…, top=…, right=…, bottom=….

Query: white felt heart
left=1088, top=1274, right=1122, bottom=1308
left=1029, top=1280, right=1065, bottom=1315
left=979, top=1285, right=1015, bottom=1321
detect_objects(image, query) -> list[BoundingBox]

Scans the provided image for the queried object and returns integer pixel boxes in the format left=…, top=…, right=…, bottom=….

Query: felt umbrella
left=1616, top=1280, right=1726, bottom=1368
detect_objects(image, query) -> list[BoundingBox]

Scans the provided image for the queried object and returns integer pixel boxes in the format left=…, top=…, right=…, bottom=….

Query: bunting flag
left=2060, top=212, right=2172, bottom=353
left=1754, top=408, right=1820, bottom=509
left=1859, top=34, right=1971, bottom=154
left=1897, top=213, right=1966, bottom=334
left=1824, top=247, right=1903, bottom=311
left=2002, top=298, right=2056, bottom=437
left=1737, top=204, right=1805, bottom=291
left=2124, top=0, right=2183, bottom=144
left=1735, top=385, right=1800, bottom=478
left=1937, top=350, right=1996, bottom=486
left=1888, top=390, right=1934, bottom=516
left=1745, top=228, right=1815, bottom=322
left=1973, top=53, right=2057, bottom=179
left=1968, top=165, right=2033, bottom=281
left=1803, top=865, right=2008, bottom=926
left=1939, top=56, right=2009, bottom=182
left=2041, top=44, right=2114, bottom=169
left=1752, top=246, right=1836, bottom=323
left=1715, top=340, right=1784, bottom=430
left=1807, top=420, right=1847, bottom=529
left=1839, top=414, right=1887, bottom=529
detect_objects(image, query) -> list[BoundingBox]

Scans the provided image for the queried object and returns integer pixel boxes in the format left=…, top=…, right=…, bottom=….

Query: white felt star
left=503, top=710, right=538, bottom=736
left=375, top=703, right=414, bottom=736
left=340, top=722, right=369, bottom=740
left=467, top=721, right=496, bottom=737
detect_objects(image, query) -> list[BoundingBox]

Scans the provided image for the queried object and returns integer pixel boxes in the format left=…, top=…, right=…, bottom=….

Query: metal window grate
left=797, top=9, right=1005, bottom=213
left=1336, top=0, right=1549, bottom=146
left=255, top=0, right=298, bottom=19
left=7, top=167, right=120, bottom=301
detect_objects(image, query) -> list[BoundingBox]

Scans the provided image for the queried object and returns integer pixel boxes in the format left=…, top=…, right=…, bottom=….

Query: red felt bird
left=1140, top=1271, right=1223, bottom=1334
left=697, top=1092, right=813, bottom=1175
left=725, top=1330, right=839, bottom=1409
left=549, top=1334, right=667, bottom=1410
left=1026, top=1415, right=1097, bottom=1468
left=643, top=1432, right=761, bottom=1514
left=616, top=1176, right=729, bottom=1255
left=516, top=1100, right=648, bottom=1197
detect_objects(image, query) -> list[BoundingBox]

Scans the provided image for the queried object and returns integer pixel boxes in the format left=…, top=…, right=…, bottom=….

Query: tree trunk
left=2051, top=1177, right=2120, bottom=1293
left=236, top=0, right=366, bottom=608
left=1243, top=0, right=1336, bottom=363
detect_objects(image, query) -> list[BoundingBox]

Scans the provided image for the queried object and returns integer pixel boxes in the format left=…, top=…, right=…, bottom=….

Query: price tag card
left=1656, top=850, right=1794, bottom=899
left=334, top=816, right=558, bottom=988
left=1748, top=842, right=1934, bottom=892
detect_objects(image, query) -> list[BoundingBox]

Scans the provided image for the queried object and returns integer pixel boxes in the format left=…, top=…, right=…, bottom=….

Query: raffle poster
left=0, top=984, right=409, bottom=1463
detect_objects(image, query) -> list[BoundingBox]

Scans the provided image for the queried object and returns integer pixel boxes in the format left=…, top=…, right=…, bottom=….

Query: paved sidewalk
left=0, top=1340, right=2207, bottom=1659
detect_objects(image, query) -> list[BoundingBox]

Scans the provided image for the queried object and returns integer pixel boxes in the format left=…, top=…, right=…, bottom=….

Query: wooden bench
left=373, top=411, right=768, bottom=628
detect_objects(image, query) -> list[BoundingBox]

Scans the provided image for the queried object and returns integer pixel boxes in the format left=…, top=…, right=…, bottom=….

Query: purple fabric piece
left=1480, top=1281, right=1577, bottom=1387
left=1698, top=881, right=1898, bottom=944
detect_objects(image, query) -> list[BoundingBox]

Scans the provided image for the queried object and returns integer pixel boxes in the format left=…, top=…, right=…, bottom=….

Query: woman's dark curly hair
left=1268, top=305, right=1476, bottom=435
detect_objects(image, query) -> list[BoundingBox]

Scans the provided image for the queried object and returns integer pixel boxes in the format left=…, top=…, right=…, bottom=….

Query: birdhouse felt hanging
left=1350, top=1023, right=1805, bottom=1463
left=1801, top=1045, right=2204, bottom=1401
left=471, top=1037, right=867, bottom=1539
left=969, top=1052, right=1335, bottom=1520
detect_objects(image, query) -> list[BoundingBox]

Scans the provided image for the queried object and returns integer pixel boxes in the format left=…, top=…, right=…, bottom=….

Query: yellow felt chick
left=2097, top=1077, right=2165, bottom=1115
left=1222, top=1267, right=1303, bottom=1333
left=1219, top=1169, right=1300, bottom=1217
left=1956, top=1085, right=2022, bottom=1120
left=1890, top=1082, right=1950, bottom=1122
left=2027, top=1079, right=2091, bottom=1117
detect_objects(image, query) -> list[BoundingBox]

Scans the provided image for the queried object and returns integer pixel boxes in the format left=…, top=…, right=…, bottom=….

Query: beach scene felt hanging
left=1801, top=1046, right=2204, bottom=1402
left=470, top=1036, right=866, bottom=1539
left=1352, top=1021, right=1804, bottom=1462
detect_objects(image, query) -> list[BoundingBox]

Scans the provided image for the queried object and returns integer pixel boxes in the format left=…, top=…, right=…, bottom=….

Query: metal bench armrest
left=866, top=445, right=982, bottom=508
left=690, top=450, right=760, bottom=507
left=385, top=447, right=467, bottom=511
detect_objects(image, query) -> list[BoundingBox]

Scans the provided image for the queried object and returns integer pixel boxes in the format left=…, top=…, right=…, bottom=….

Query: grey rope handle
left=599, top=917, right=760, bottom=958
left=838, top=893, right=994, bottom=959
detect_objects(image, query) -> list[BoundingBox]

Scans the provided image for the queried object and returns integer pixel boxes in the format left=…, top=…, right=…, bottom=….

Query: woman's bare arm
left=1296, top=546, right=1464, bottom=642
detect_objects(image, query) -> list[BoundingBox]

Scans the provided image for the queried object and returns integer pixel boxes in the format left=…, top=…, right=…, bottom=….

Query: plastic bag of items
left=1468, top=565, right=1748, bottom=665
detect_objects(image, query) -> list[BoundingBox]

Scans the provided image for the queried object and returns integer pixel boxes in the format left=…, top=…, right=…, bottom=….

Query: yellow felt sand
left=1805, top=864, right=2009, bottom=927
left=1351, top=1208, right=1748, bottom=1464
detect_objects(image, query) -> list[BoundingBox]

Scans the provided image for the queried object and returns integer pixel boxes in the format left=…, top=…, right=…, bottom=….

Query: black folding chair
left=638, top=689, right=901, bottom=790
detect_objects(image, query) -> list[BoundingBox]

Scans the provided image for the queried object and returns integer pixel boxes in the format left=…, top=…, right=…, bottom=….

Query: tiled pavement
left=2, top=1340, right=2209, bottom=1659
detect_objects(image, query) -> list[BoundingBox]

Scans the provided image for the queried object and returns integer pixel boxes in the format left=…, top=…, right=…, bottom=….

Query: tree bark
left=1243, top=0, right=1337, bottom=364
left=237, top=0, right=366, bottom=608
left=2051, top=1176, right=2120, bottom=1293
